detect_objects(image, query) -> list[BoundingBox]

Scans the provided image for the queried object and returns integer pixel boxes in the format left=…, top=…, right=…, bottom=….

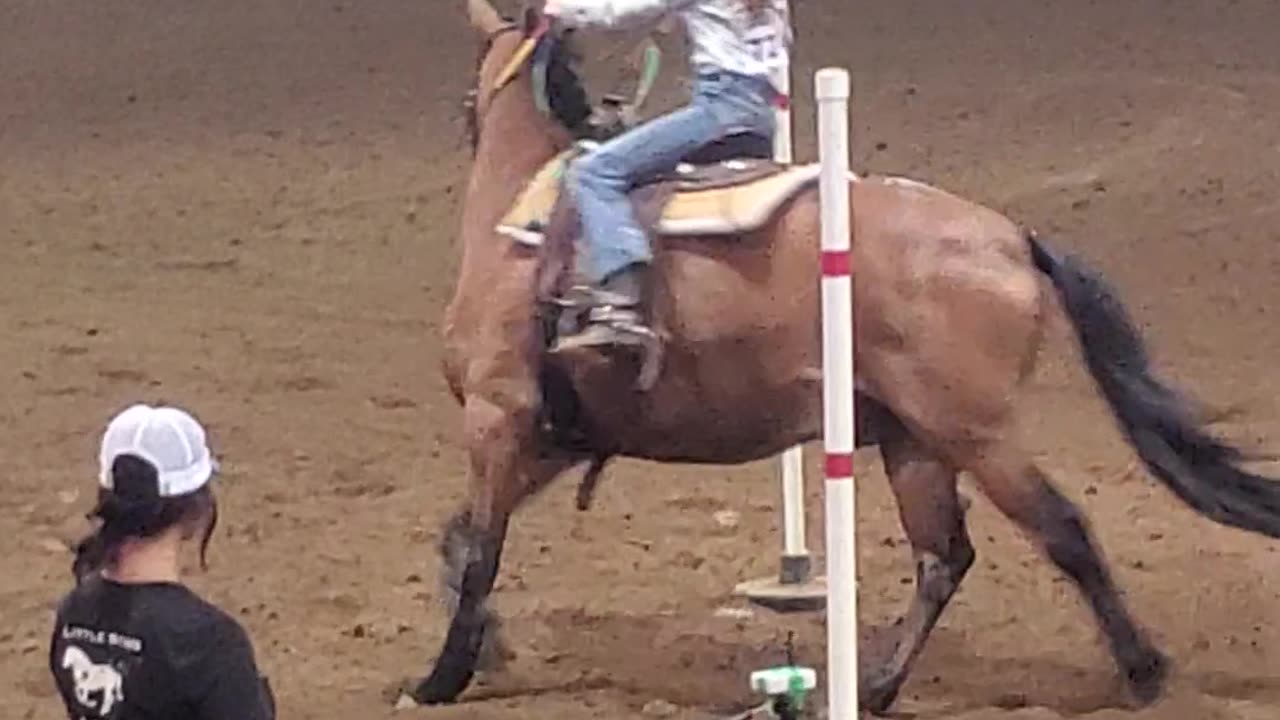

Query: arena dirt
left=3, top=1, right=1279, bottom=718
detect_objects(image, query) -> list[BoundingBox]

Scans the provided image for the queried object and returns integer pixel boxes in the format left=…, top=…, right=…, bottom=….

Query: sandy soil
left=3, top=1, right=1279, bottom=718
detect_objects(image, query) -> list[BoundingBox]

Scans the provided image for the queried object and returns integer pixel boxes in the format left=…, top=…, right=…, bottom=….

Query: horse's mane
left=463, top=25, right=595, bottom=155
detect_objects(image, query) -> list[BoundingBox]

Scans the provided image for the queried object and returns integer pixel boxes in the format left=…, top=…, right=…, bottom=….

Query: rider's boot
left=552, top=262, right=656, bottom=352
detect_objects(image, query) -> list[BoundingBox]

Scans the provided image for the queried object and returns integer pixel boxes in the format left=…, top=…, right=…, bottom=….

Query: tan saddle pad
left=496, top=147, right=825, bottom=247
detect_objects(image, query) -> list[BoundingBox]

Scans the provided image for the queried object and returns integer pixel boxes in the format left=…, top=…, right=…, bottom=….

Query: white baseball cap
left=98, top=403, right=219, bottom=498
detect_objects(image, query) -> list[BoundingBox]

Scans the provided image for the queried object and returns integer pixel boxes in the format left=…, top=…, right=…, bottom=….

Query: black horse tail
left=1027, top=231, right=1280, bottom=538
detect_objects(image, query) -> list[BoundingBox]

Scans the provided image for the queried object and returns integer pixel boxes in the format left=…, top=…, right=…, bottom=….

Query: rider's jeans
left=567, top=67, right=776, bottom=284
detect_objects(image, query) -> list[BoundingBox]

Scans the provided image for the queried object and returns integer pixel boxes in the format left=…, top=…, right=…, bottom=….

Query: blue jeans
left=567, top=69, right=777, bottom=284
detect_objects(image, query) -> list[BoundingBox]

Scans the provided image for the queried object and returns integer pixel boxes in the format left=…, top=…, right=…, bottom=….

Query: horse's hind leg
left=963, top=437, right=1169, bottom=704
left=863, top=420, right=975, bottom=714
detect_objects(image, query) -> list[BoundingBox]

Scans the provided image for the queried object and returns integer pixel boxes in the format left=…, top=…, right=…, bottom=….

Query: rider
left=544, top=0, right=790, bottom=350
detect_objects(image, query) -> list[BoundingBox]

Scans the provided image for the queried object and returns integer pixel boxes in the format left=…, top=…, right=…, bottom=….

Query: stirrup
left=584, top=301, right=646, bottom=327
left=549, top=304, right=664, bottom=391
left=551, top=283, right=640, bottom=311
left=553, top=304, right=655, bottom=349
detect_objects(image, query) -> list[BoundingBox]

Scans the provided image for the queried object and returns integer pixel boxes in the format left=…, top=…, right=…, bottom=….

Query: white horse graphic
left=62, top=646, right=125, bottom=716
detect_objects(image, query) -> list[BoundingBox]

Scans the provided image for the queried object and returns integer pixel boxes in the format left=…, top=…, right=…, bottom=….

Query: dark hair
left=71, top=454, right=219, bottom=582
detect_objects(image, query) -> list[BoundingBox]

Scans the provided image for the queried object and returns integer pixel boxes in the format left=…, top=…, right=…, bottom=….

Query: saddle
left=495, top=131, right=825, bottom=390
left=499, top=132, right=824, bottom=237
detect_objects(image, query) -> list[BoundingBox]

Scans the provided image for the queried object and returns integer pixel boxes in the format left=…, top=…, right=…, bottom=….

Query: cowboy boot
left=552, top=262, right=657, bottom=351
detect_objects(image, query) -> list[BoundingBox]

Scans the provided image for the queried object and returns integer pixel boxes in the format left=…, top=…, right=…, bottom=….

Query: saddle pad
left=496, top=153, right=825, bottom=247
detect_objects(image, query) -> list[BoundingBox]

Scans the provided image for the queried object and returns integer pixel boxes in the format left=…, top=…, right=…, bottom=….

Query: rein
left=493, top=15, right=550, bottom=92
left=469, top=23, right=522, bottom=112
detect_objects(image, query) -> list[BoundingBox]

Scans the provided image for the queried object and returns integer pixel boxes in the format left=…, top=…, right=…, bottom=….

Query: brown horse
left=416, top=0, right=1280, bottom=712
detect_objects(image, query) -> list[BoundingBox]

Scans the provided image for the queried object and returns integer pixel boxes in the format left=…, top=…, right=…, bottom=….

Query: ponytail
left=71, top=454, right=218, bottom=582
left=72, top=523, right=108, bottom=583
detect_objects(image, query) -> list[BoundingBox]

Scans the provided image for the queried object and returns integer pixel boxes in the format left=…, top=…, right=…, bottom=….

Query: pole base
left=734, top=557, right=827, bottom=613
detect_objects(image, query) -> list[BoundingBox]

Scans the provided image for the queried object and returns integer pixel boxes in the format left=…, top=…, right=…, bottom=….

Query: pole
left=771, top=27, right=793, bottom=165
left=815, top=66, right=858, bottom=719
left=771, top=3, right=810, bottom=586
left=737, top=0, right=824, bottom=612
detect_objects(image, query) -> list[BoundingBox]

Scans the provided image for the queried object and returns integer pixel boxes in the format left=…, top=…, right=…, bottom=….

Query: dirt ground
left=3, top=1, right=1280, bottom=718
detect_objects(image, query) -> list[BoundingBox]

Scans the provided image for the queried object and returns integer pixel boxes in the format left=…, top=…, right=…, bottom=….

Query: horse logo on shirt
left=62, top=646, right=125, bottom=716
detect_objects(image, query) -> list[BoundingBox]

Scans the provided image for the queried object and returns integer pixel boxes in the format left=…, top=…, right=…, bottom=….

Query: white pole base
left=733, top=572, right=828, bottom=614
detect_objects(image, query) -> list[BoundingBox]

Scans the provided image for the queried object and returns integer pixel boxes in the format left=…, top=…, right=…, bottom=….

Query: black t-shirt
left=48, top=576, right=275, bottom=720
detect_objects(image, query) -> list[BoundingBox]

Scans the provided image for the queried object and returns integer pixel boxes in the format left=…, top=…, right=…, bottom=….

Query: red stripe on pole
left=825, top=452, right=854, bottom=479
left=821, top=250, right=851, bottom=277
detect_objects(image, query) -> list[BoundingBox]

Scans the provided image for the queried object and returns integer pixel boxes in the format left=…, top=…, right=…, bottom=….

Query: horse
left=414, top=0, right=1280, bottom=712
left=62, top=646, right=125, bottom=715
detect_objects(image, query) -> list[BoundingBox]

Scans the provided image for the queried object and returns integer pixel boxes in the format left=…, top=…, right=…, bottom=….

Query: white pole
left=771, top=0, right=811, bottom=586
left=779, top=446, right=806, bottom=561
left=736, top=0, right=824, bottom=613
left=815, top=66, right=858, bottom=719
left=770, top=35, right=793, bottom=164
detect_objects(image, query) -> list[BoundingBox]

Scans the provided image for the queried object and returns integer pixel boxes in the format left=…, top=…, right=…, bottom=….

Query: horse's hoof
left=861, top=671, right=903, bottom=716
left=1125, top=648, right=1170, bottom=706
left=382, top=678, right=421, bottom=707
left=411, top=685, right=458, bottom=706
left=411, top=667, right=471, bottom=706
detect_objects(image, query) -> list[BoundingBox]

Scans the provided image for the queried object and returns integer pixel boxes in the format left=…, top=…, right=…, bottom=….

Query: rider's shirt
left=553, top=0, right=792, bottom=82
left=49, top=575, right=274, bottom=720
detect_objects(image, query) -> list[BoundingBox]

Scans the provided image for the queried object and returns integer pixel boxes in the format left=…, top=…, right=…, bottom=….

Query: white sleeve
left=554, top=0, right=693, bottom=30
left=769, top=0, right=793, bottom=46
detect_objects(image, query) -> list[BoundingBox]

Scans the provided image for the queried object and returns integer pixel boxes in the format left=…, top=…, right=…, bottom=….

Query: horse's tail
left=1026, top=231, right=1280, bottom=538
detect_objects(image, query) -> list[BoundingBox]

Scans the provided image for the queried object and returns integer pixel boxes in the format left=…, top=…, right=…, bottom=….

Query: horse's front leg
left=413, top=394, right=570, bottom=704
left=436, top=509, right=511, bottom=674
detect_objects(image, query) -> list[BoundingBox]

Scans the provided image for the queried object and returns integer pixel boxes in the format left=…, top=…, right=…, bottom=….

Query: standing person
left=545, top=0, right=792, bottom=350
left=48, top=403, right=275, bottom=720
